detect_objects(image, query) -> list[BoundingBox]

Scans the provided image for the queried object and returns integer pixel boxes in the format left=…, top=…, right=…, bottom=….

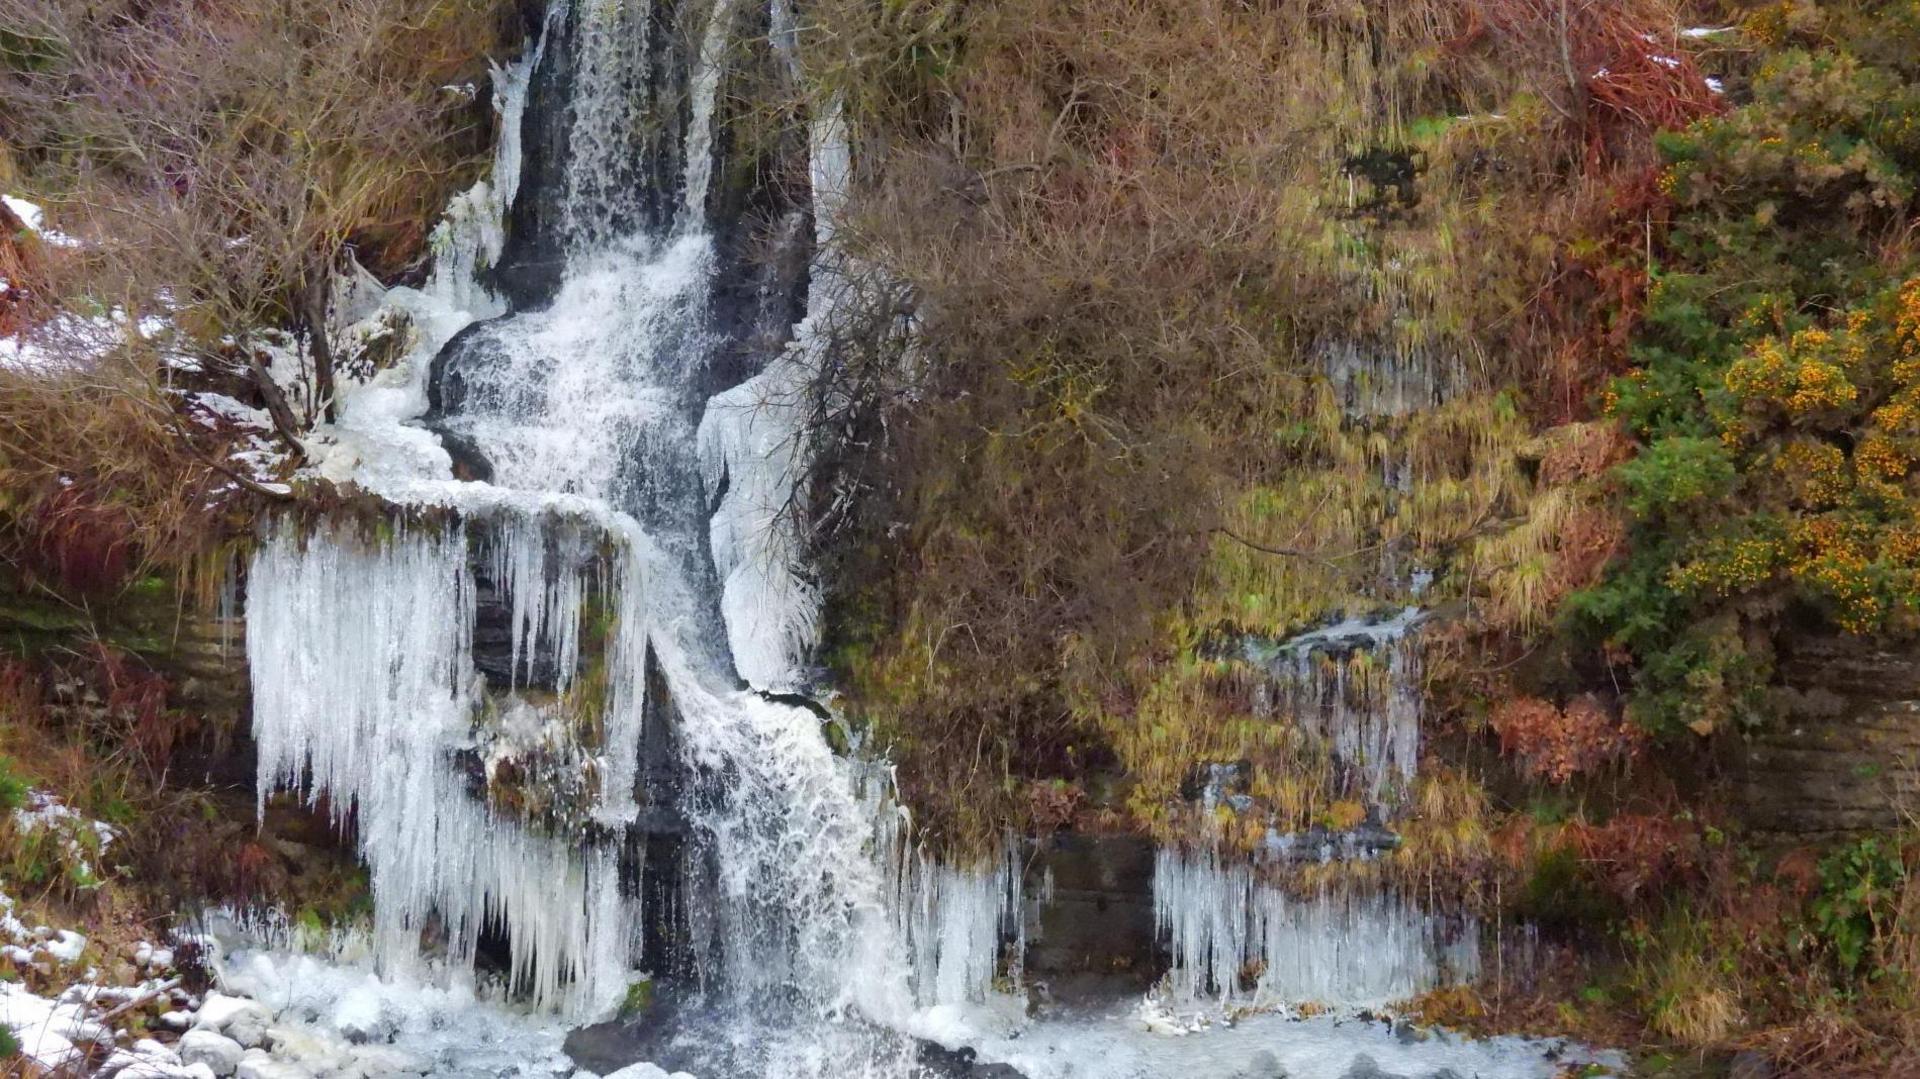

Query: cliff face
left=1742, top=637, right=1920, bottom=839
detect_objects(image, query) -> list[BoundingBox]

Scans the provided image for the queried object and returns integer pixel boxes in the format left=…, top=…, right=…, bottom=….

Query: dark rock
left=756, top=688, right=832, bottom=721
left=915, top=1042, right=1026, bottom=1078
left=1338, top=1057, right=1409, bottom=1079
left=438, top=430, right=495, bottom=484
left=1739, top=635, right=1920, bottom=837
left=1230, top=1049, right=1287, bottom=1078
left=1021, top=833, right=1157, bottom=993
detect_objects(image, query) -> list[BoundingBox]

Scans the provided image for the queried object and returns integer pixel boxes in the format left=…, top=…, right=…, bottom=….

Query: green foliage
left=0, top=1023, right=17, bottom=1057
left=1614, top=437, right=1736, bottom=519
left=1578, top=5, right=1920, bottom=734
left=0, top=755, right=27, bottom=813
left=1515, top=846, right=1621, bottom=930
left=1808, top=836, right=1908, bottom=983
left=619, top=977, right=654, bottom=1018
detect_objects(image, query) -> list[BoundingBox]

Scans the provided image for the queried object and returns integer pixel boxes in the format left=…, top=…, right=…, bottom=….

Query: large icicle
left=1152, top=847, right=1477, bottom=1011
left=248, top=519, right=641, bottom=1017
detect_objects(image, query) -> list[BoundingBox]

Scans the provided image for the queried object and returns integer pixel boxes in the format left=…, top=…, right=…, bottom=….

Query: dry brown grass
left=0, top=0, right=507, bottom=439
left=0, top=357, right=244, bottom=607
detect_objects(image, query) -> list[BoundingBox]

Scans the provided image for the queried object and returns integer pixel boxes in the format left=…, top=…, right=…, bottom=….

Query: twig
left=1208, top=525, right=1381, bottom=569
left=96, top=977, right=182, bottom=1023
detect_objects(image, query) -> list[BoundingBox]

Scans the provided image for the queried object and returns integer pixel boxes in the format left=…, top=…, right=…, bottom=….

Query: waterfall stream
left=236, top=2, right=1622, bottom=1075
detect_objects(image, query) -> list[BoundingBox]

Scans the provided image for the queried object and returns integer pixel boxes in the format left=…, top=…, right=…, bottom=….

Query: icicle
left=1257, top=609, right=1424, bottom=804
left=680, top=0, right=741, bottom=226
left=596, top=544, right=649, bottom=825
left=1152, top=847, right=1477, bottom=1012
left=248, top=518, right=640, bottom=1017
left=861, top=768, right=1024, bottom=1009
left=482, top=515, right=592, bottom=692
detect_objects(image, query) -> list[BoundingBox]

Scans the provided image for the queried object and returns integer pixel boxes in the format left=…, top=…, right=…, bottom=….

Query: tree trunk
left=303, top=254, right=337, bottom=424
left=243, top=337, right=307, bottom=463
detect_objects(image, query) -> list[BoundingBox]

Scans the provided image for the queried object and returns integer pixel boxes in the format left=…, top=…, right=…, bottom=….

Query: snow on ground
left=13, top=789, right=120, bottom=888
left=921, top=993, right=1629, bottom=1079
left=0, top=889, right=202, bottom=1076
left=3, top=195, right=83, bottom=248
left=0, top=305, right=175, bottom=375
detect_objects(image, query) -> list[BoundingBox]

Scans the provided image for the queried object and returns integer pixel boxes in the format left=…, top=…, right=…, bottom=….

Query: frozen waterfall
left=248, top=0, right=1021, bottom=1028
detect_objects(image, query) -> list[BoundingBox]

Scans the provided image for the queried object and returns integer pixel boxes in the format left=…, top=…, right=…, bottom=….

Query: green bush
left=1576, top=4, right=1920, bottom=735
left=0, top=756, right=28, bottom=813
left=1808, top=836, right=1909, bottom=984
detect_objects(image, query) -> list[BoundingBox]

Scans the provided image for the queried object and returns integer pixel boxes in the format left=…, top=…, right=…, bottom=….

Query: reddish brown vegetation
left=1491, top=694, right=1645, bottom=784
left=1564, top=812, right=1704, bottom=903
left=0, top=197, right=43, bottom=339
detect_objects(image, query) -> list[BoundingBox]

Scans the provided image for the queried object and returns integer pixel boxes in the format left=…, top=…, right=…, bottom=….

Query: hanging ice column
left=1152, top=847, right=1477, bottom=1011
left=248, top=517, right=644, bottom=1016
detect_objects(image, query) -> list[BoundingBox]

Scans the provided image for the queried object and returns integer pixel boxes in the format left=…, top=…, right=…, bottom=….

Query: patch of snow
left=11, top=790, right=117, bottom=888
left=212, top=947, right=576, bottom=1075
left=3, top=194, right=83, bottom=248
left=0, top=979, right=105, bottom=1070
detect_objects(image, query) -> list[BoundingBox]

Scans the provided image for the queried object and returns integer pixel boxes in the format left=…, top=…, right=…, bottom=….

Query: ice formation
left=1250, top=608, right=1425, bottom=804
left=1153, top=847, right=1478, bottom=1011
left=249, top=517, right=642, bottom=1016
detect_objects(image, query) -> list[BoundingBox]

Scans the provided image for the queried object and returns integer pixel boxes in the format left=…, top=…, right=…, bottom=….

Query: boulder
left=193, top=994, right=273, bottom=1049
left=178, top=1029, right=246, bottom=1077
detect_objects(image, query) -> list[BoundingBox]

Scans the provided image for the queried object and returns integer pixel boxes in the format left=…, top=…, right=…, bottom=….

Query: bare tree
left=0, top=0, right=501, bottom=449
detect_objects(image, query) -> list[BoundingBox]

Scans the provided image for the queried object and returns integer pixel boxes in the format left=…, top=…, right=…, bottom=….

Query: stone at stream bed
left=178, top=1028, right=246, bottom=1077
left=1338, top=1057, right=1408, bottom=1079
left=1230, top=1049, right=1288, bottom=1078
left=194, top=993, right=273, bottom=1049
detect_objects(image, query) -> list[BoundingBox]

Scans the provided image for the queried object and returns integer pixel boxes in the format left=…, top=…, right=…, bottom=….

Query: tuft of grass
left=0, top=756, right=27, bottom=813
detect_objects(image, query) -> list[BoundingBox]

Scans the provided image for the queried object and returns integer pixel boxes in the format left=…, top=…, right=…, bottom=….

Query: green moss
left=619, top=977, right=654, bottom=1018
left=1515, top=847, right=1620, bottom=931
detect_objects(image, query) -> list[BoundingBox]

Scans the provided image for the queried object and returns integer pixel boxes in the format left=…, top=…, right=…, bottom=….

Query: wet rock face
left=1740, top=636, right=1920, bottom=837
left=1021, top=833, right=1157, bottom=995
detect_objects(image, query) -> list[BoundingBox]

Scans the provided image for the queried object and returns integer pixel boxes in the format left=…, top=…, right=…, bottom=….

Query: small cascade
left=1152, top=847, right=1477, bottom=1012
left=1249, top=608, right=1425, bottom=806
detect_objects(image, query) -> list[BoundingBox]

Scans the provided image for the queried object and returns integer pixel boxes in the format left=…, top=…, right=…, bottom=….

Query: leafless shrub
left=0, top=0, right=504, bottom=444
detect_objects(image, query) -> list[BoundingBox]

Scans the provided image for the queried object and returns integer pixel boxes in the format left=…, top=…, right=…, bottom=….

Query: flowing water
left=240, top=2, right=1622, bottom=1076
